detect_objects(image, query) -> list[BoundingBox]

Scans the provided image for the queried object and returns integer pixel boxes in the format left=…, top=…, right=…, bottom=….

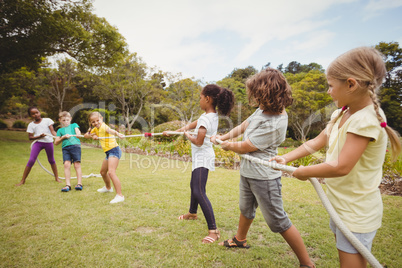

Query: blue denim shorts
left=239, top=176, right=292, bottom=233
left=329, top=218, right=377, bottom=254
left=62, top=144, right=81, bottom=163
left=105, top=146, right=122, bottom=160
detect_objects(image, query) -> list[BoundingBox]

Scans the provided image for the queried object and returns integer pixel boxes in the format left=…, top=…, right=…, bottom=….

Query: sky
left=91, top=0, right=402, bottom=83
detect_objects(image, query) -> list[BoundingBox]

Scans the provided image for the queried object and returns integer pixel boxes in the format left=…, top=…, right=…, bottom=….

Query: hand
left=116, top=132, right=125, bottom=138
left=292, top=166, right=309, bottom=181
left=162, top=131, right=170, bottom=137
left=269, top=156, right=287, bottom=165
left=93, top=135, right=99, bottom=140
left=210, top=135, right=222, bottom=145
left=64, top=134, right=71, bottom=139
left=220, top=141, right=230, bottom=151
left=183, top=131, right=191, bottom=139
left=39, top=133, right=46, bottom=138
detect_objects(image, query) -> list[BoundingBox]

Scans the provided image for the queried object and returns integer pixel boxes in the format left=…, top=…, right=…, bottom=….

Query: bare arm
left=219, top=120, right=249, bottom=141
left=105, top=126, right=124, bottom=138
left=177, top=120, right=198, bottom=132
left=75, top=127, right=81, bottom=136
left=28, top=133, right=46, bottom=141
left=220, top=138, right=258, bottom=154
left=49, top=125, right=57, bottom=137
left=185, top=126, right=206, bottom=146
left=293, top=132, right=370, bottom=180
left=271, top=129, right=328, bottom=165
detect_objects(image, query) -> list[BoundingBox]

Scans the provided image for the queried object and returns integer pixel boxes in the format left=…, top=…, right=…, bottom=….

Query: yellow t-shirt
left=90, top=123, right=119, bottom=152
left=325, top=105, right=387, bottom=233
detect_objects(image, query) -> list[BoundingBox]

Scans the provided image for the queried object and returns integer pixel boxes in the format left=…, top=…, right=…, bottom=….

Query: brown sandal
left=222, top=236, right=250, bottom=248
left=178, top=213, right=198, bottom=220
left=202, top=229, right=220, bottom=244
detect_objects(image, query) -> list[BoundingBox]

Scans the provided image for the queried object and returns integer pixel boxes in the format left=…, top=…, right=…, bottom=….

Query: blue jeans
left=105, top=146, right=122, bottom=160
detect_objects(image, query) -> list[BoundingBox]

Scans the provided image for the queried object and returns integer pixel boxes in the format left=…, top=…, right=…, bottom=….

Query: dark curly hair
left=201, top=84, right=235, bottom=116
left=246, top=68, right=293, bottom=113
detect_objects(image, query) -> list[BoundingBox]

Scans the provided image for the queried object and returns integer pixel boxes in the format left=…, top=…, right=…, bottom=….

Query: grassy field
left=0, top=130, right=400, bottom=267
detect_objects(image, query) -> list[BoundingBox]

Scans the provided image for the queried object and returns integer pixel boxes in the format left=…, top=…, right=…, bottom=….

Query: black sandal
left=223, top=236, right=250, bottom=249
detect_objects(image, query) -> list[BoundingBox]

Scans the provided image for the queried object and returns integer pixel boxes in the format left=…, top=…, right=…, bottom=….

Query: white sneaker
left=110, top=195, right=124, bottom=204
left=97, top=186, right=113, bottom=193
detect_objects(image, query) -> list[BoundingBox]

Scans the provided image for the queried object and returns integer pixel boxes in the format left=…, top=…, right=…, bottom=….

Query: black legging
left=189, top=167, right=216, bottom=230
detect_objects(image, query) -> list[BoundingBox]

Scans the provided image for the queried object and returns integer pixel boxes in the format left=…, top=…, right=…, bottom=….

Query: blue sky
left=92, top=0, right=402, bottom=83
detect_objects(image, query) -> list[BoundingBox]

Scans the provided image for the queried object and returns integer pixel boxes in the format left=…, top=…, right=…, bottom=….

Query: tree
left=227, top=66, right=258, bottom=82
left=284, top=61, right=323, bottom=74
left=163, top=75, right=202, bottom=123
left=37, top=59, right=82, bottom=118
left=0, top=67, right=38, bottom=113
left=0, top=0, right=128, bottom=74
left=375, top=41, right=402, bottom=134
left=95, top=54, right=153, bottom=131
left=285, top=70, right=333, bottom=141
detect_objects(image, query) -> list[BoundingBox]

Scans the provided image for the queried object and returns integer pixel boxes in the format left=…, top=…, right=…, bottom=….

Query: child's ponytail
left=368, top=85, right=401, bottom=161
left=201, top=85, right=235, bottom=116
left=216, top=88, right=235, bottom=116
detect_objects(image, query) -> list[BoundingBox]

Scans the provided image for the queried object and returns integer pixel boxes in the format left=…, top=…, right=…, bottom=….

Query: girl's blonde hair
left=88, top=111, right=103, bottom=125
left=327, top=46, right=401, bottom=161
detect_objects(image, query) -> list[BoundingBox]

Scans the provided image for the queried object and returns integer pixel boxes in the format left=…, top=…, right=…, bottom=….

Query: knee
left=100, top=170, right=108, bottom=177
left=64, top=162, right=71, bottom=169
left=73, top=162, right=81, bottom=169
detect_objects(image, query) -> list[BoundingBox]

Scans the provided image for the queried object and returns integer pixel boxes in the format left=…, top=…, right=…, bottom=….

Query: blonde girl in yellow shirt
left=272, top=47, right=401, bottom=268
left=84, top=112, right=125, bottom=204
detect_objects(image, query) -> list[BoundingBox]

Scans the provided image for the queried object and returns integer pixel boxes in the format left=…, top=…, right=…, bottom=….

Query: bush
left=12, top=120, right=27, bottom=129
left=152, top=121, right=186, bottom=142
left=280, top=138, right=302, bottom=147
left=0, top=119, right=8, bottom=129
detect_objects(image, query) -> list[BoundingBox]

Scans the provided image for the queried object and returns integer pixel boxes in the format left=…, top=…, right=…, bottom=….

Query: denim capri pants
left=239, top=175, right=292, bottom=233
left=105, top=146, right=122, bottom=160
left=62, top=144, right=81, bottom=163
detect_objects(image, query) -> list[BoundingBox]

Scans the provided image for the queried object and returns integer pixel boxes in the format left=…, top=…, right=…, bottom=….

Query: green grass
left=0, top=130, right=400, bottom=267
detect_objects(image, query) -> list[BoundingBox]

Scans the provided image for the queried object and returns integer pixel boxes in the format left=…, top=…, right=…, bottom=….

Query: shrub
left=152, top=121, right=186, bottom=142
left=280, top=138, right=302, bottom=147
left=0, top=119, right=8, bottom=129
left=12, top=120, right=27, bottom=129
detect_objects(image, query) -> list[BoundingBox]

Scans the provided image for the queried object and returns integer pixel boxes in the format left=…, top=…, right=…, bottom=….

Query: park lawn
left=0, top=130, right=400, bottom=267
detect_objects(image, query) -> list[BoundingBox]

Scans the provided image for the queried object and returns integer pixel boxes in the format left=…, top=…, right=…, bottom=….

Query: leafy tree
left=227, top=66, right=258, bottom=82
left=285, top=70, right=333, bottom=141
left=163, top=75, right=202, bottom=123
left=284, top=61, right=323, bottom=74
left=37, top=59, right=82, bottom=118
left=0, top=67, right=38, bottom=113
left=0, top=0, right=128, bottom=74
left=375, top=41, right=402, bottom=134
left=95, top=54, right=153, bottom=131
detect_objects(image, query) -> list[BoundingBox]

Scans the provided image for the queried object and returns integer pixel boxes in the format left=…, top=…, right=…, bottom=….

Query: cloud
left=363, top=0, right=402, bottom=19
left=93, top=0, right=396, bottom=81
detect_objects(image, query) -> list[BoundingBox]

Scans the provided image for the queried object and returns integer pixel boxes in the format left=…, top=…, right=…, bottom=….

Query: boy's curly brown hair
left=246, top=68, right=293, bottom=113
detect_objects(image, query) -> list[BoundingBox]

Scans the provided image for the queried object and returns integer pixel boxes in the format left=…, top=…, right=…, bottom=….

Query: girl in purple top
left=16, top=107, right=60, bottom=186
